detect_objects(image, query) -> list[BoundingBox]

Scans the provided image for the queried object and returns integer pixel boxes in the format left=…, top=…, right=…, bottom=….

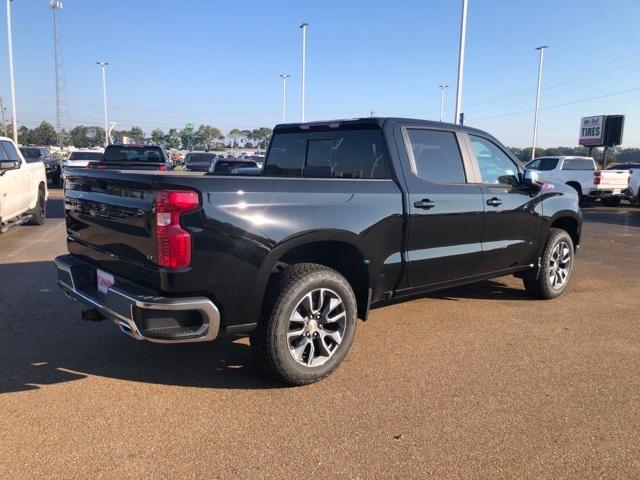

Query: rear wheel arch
left=259, top=238, right=371, bottom=321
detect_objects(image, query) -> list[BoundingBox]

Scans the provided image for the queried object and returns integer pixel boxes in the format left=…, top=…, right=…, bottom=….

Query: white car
left=64, top=149, right=104, bottom=168
left=0, top=136, right=48, bottom=232
left=525, top=156, right=629, bottom=206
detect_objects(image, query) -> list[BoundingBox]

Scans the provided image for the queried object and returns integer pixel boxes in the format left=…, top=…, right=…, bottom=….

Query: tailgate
left=64, top=171, right=157, bottom=267
left=596, top=170, right=630, bottom=189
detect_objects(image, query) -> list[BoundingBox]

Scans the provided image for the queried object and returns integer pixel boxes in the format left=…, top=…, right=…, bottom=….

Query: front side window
left=264, top=129, right=389, bottom=179
left=1, top=141, right=20, bottom=162
left=469, top=135, right=519, bottom=185
left=561, top=159, right=594, bottom=171
left=406, top=129, right=466, bottom=184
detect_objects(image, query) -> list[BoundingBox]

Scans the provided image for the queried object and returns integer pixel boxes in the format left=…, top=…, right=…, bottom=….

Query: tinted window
left=529, top=157, right=559, bottom=171
left=2, top=141, right=21, bottom=162
left=68, top=151, right=103, bottom=161
left=0, top=143, right=7, bottom=160
left=607, top=163, right=640, bottom=170
left=406, top=129, right=466, bottom=183
left=561, top=159, right=594, bottom=170
left=103, top=146, right=165, bottom=162
left=264, top=129, right=389, bottom=179
left=213, top=160, right=258, bottom=173
left=20, top=147, right=41, bottom=159
left=469, top=135, right=519, bottom=185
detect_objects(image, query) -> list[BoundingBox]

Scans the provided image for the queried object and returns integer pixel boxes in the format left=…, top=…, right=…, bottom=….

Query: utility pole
left=454, top=0, right=468, bottom=125
left=279, top=74, right=290, bottom=123
left=50, top=0, right=68, bottom=149
left=6, top=0, right=18, bottom=142
left=0, top=97, right=6, bottom=137
left=531, top=45, right=549, bottom=160
left=438, top=84, right=449, bottom=122
left=300, top=22, right=308, bottom=122
left=96, top=62, right=109, bottom=147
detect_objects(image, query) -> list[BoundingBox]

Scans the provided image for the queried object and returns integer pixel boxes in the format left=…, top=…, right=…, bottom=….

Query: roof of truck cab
left=273, top=117, right=491, bottom=136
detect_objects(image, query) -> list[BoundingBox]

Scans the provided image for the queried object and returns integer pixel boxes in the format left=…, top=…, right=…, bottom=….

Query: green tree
left=196, top=124, right=222, bottom=151
left=151, top=128, right=165, bottom=144
left=70, top=126, right=89, bottom=148
left=251, top=127, right=273, bottom=150
left=17, top=125, right=33, bottom=144
left=31, top=121, right=58, bottom=146
left=128, top=126, right=145, bottom=143
left=166, top=128, right=181, bottom=149
left=228, top=128, right=241, bottom=148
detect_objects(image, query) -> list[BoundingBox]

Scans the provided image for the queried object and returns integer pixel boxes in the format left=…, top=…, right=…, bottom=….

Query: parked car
left=19, top=146, right=59, bottom=185
left=607, top=163, right=640, bottom=206
left=525, top=156, right=629, bottom=206
left=183, top=152, right=220, bottom=172
left=249, top=155, right=265, bottom=168
left=87, top=144, right=172, bottom=171
left=1, top=137, right=47, bottom=232
left=56, top=118, right=582, bottom=385
left=64, top=149, right=103, bottom=169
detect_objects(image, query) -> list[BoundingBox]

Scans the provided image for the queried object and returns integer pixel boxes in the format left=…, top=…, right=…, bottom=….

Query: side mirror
left=523, top=169, right=543, bottom=186
left=0, top=160, right=19, bottom=171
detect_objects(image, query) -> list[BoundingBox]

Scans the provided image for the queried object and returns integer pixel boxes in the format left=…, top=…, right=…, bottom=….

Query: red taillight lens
left=594, top=171, right=601, bottom=185
left=155, top=190, right=199, bottom=269
left=159, top=164, right=168, bottom=171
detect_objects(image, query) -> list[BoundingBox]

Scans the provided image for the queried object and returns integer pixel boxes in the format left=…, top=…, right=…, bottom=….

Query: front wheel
left=251, top=263, right=357, bottom=386
left=523, top=228, right=574, bottom=299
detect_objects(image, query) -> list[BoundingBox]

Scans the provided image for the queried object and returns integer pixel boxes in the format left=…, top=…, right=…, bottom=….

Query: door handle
left=486, top=197, right=502, bottom=207
left=414, top=199, right=436, bottom=209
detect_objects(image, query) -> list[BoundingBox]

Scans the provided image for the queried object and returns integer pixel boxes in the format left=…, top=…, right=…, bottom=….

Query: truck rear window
left=103, top=146, right=164, bottom=163
left=68, top=151, right=103, bottom=161
left=264, top=129, right=389, bottom=179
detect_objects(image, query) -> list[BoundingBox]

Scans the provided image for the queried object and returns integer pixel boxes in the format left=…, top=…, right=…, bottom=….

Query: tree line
left=6, top=121, right=273, bottom=151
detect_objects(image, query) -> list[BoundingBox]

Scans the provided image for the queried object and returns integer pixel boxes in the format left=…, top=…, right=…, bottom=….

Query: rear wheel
left=250, top=263, right=357, bottom=386
left=27, top=186, right=46, bottom=225
left=523, top=228, right=574, bottom=299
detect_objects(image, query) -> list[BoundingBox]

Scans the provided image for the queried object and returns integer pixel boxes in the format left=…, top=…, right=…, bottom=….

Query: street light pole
left=438, top=84, right=449, bottom=122
left=0, top=97, right=7, bottom=137
left=300, top=22, right=308, bottom=122
left=531, top=45, right=548, bottom=160
left=454, top=0, right=468, bottom=125
left=280, top=74, right=290, bottom=123
left=96, top=62, right=109, bottom=147
left=6, top=0, right=18, bottom=141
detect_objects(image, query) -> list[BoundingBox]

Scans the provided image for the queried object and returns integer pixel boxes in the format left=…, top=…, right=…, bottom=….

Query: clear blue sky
left=1, top=0, right=639, bottom=147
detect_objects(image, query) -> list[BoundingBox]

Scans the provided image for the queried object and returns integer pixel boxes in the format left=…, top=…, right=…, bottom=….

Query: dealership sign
left=579, top=116, right=605, bottom=146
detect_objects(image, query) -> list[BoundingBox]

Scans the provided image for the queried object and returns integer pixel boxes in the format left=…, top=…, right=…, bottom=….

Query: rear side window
left=264, top=129, right=390, bottom=179
left=562, top=159, right=594, bottom=170
left=406, top=129, right=466, bottom=184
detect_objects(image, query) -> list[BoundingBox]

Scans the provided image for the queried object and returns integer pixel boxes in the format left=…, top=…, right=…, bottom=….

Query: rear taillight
left=594, top=171, right=601, bottom=185
left=87, top=163, right=106, bottom=169
left=159, top=164, right=168, bottom=171
left=155, top=190, right=199, bottom=269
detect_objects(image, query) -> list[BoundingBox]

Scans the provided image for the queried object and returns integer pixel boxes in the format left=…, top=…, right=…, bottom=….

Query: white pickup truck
left=525, top=156, right=629, bottom=206
left=607, top=162, right=640, bottom=207
left=0, top=136, right=48, bottom=232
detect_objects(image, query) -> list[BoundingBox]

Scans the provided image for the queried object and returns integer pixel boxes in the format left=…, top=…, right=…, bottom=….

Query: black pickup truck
left=55, top=118, right=582, bottom=385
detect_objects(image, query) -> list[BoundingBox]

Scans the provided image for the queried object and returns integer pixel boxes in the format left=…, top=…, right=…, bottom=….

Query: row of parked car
left=524, top=155, right=640, bottom=207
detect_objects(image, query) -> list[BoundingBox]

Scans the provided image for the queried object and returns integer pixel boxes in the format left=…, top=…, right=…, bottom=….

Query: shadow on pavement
left=426, top=280, right=531, bottom=301
left=0, top=260, right=281, bottom=394
left=582, top=207, right=640, bottom=228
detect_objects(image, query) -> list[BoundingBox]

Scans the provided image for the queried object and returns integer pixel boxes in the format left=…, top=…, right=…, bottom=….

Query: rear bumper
left=55, top=254, right=220, bottom=344
left=587, top=189, right=624, bottom=198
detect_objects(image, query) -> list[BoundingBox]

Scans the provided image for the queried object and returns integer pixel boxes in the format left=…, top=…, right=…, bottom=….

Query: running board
left=0, top=214, right=33, bottom=233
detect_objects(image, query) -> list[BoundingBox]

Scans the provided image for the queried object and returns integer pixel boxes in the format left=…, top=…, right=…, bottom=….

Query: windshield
left=68, top=151, right=103, bottom=161
left=103, top=146, right=165, bottom=162
left=20, top=147, right=41, bottom=159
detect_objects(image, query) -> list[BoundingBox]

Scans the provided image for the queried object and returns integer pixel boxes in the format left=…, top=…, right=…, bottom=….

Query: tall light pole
left=96, top=62, right=109, bottom=147
left=531, top=45, right=548, bottom=160
left=300, top=22, right=308, bottom=122
left=438, top=84, right=449, bottom=122
left=6, top=0, right=18, bottom=141
left=454, top=0, right=468, bottom=125
left=280, top=74, right=290, bottom=123
left=0, top=97, right=7, bottom=137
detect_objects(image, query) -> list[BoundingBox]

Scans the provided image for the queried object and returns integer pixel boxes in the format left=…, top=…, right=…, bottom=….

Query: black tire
left=523, top=228, right=574, bottom=299
left=27, top=186, right=46, bottom=225
left=602, top=196, right=621, bottom=207
left=250, top=263, right=357, bottom=386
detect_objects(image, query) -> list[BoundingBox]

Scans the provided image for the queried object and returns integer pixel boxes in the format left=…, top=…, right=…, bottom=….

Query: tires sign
left=579, top=116, right=605, bottom=146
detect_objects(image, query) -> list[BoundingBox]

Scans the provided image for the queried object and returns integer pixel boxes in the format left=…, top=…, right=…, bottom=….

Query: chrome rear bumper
left=55, top=255, right=220, bottom=344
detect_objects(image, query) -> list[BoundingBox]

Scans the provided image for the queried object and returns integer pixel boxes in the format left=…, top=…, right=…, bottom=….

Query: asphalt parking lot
left=1, top=188, right=639, bottom=479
